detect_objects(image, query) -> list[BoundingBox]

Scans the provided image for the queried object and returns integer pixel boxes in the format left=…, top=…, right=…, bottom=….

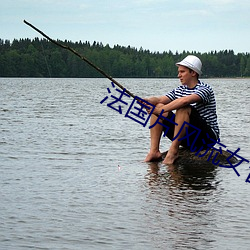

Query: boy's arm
left=144, top=95, right=171, bottom=106
left=153, top=94, right=201, bottom=115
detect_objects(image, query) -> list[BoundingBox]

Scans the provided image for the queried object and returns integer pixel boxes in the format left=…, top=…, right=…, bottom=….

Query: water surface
left=1, top=78, right=250, bottom=249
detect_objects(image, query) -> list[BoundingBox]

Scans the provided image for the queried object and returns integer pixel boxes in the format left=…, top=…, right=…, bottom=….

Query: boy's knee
left=176, top=106, right=191, bottom=116
left=155, top=103, right=164, bottom=108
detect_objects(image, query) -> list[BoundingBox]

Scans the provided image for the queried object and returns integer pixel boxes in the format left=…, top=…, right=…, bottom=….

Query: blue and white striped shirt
left=166, top=80, right=219, bottom=138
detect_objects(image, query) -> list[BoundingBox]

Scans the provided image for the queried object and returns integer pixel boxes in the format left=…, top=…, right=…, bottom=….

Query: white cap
left=176, top=55, right=202, bottom=75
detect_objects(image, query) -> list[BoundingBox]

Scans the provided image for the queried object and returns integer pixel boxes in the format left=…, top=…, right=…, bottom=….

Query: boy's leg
left=163, top=106, right=191, bottom=164
left=144, top=114, right=164, bottom=162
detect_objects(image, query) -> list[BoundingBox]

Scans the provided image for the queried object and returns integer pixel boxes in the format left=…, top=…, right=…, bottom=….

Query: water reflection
left=147, top=161, right=219, bottom=191
left=144, top=162, right=221, bottom=249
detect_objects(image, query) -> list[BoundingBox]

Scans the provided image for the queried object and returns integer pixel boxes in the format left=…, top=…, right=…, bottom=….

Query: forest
left=0, top=38, right=250, bottom=78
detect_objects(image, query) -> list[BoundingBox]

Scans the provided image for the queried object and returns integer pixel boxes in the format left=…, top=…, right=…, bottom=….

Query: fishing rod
left=23, top=20, right=135, bottom=98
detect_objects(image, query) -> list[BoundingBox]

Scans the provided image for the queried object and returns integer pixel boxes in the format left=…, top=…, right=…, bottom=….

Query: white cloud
left=1, top=0, right=250, bottom=53
left=79, top=3, right=89, bottom=10
left=134, top=0, right=168, bottom=5
left=206, top=0, right=237, bottom=4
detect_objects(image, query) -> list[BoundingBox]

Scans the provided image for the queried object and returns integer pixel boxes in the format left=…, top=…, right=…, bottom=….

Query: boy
left=144, top=55, right=219, bottom=164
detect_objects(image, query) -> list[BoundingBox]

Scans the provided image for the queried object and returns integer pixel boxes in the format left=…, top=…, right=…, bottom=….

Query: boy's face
left=177, top=65, right=197, bottom=85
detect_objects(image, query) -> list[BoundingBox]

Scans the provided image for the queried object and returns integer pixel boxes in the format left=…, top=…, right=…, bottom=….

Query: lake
left=0, top=78, right=250, bottom=249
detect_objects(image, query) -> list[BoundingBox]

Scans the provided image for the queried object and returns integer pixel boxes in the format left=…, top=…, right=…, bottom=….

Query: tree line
left=0, top=38, right=250, bottom=78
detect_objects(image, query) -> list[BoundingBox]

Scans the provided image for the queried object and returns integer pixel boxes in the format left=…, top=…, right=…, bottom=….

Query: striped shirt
left=166, top=80, right=219, bottom=139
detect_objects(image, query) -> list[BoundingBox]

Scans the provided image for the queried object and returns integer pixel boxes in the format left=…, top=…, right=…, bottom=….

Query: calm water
left=0, top=78, right=250, bottom=250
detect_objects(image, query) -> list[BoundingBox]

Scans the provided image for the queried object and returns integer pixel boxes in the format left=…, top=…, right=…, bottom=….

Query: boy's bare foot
left=163, top=149, right=179, bottom=165
left=144, top=151, right=162, bottom=162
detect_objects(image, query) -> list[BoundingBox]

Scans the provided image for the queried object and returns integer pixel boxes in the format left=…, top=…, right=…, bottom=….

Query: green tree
left=244, top=56, right=250, bottom=76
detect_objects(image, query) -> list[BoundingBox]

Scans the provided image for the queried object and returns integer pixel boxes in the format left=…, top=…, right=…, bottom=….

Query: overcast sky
left=1, top=0, right=250, bottom=53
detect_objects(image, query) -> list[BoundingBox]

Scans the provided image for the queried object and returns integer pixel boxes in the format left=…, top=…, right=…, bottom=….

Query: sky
left=1, top=0, right=250, bottom=53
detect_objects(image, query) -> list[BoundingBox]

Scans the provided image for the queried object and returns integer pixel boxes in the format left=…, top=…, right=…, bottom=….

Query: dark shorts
left=162, top=106, right=217, bottom=151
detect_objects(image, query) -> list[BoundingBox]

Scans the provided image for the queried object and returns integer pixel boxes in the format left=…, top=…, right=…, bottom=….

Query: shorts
left=162, top=106, right=217, bottom=150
